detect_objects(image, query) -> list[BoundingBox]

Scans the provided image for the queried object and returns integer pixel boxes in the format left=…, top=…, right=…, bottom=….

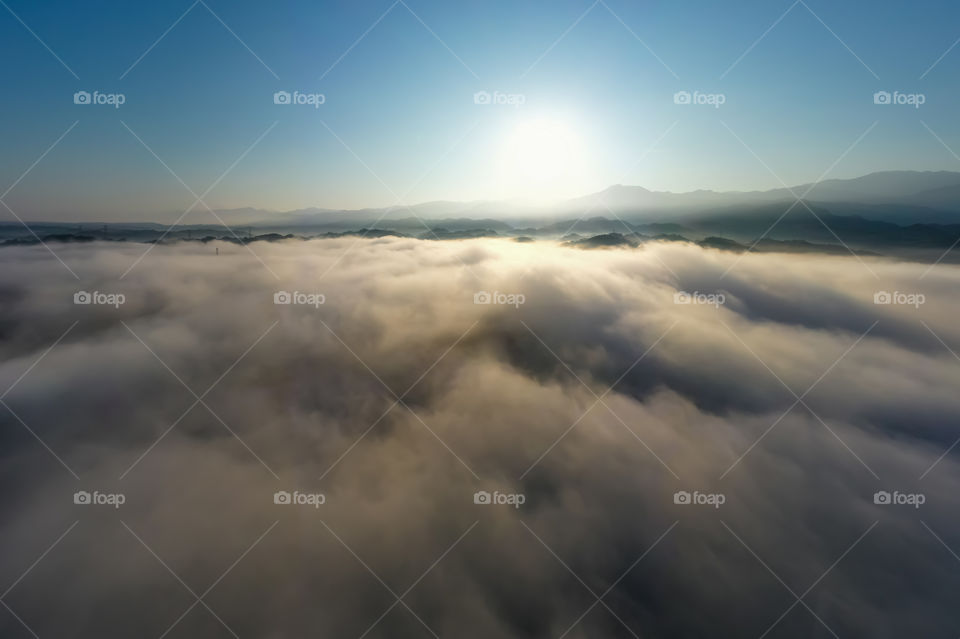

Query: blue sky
left=2, top=0, right=960, bottom=220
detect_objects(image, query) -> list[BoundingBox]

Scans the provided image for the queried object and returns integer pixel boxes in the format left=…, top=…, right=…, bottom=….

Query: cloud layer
left=1, top=237, right=959, bottom=638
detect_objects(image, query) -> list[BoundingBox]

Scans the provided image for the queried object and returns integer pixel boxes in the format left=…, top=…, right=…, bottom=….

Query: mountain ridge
left=10, top=170, right=960, bottom=227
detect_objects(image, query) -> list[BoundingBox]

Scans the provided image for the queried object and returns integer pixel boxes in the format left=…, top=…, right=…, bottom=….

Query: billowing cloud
left=1, top=237, right=959, bottom=638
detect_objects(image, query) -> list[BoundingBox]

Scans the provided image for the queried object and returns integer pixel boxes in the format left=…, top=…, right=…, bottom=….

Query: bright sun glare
left=498, top=116, right=587, bottom=202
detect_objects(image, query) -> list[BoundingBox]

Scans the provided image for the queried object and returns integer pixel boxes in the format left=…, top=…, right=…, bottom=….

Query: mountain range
left=206, top=170, right=960, bottom=228
left=4, top=171, right=960, bottom=263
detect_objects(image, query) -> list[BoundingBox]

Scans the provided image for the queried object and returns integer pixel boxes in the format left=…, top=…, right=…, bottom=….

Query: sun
left=497, top=116, right=587, bottom=202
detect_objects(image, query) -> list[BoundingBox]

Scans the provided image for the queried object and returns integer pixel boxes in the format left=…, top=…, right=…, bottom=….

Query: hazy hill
left=131, top=170, right=960, bottom=228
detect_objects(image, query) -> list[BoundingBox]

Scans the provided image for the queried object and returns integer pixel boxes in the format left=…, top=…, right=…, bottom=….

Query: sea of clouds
left=1, top=236, right=959, bottom=638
